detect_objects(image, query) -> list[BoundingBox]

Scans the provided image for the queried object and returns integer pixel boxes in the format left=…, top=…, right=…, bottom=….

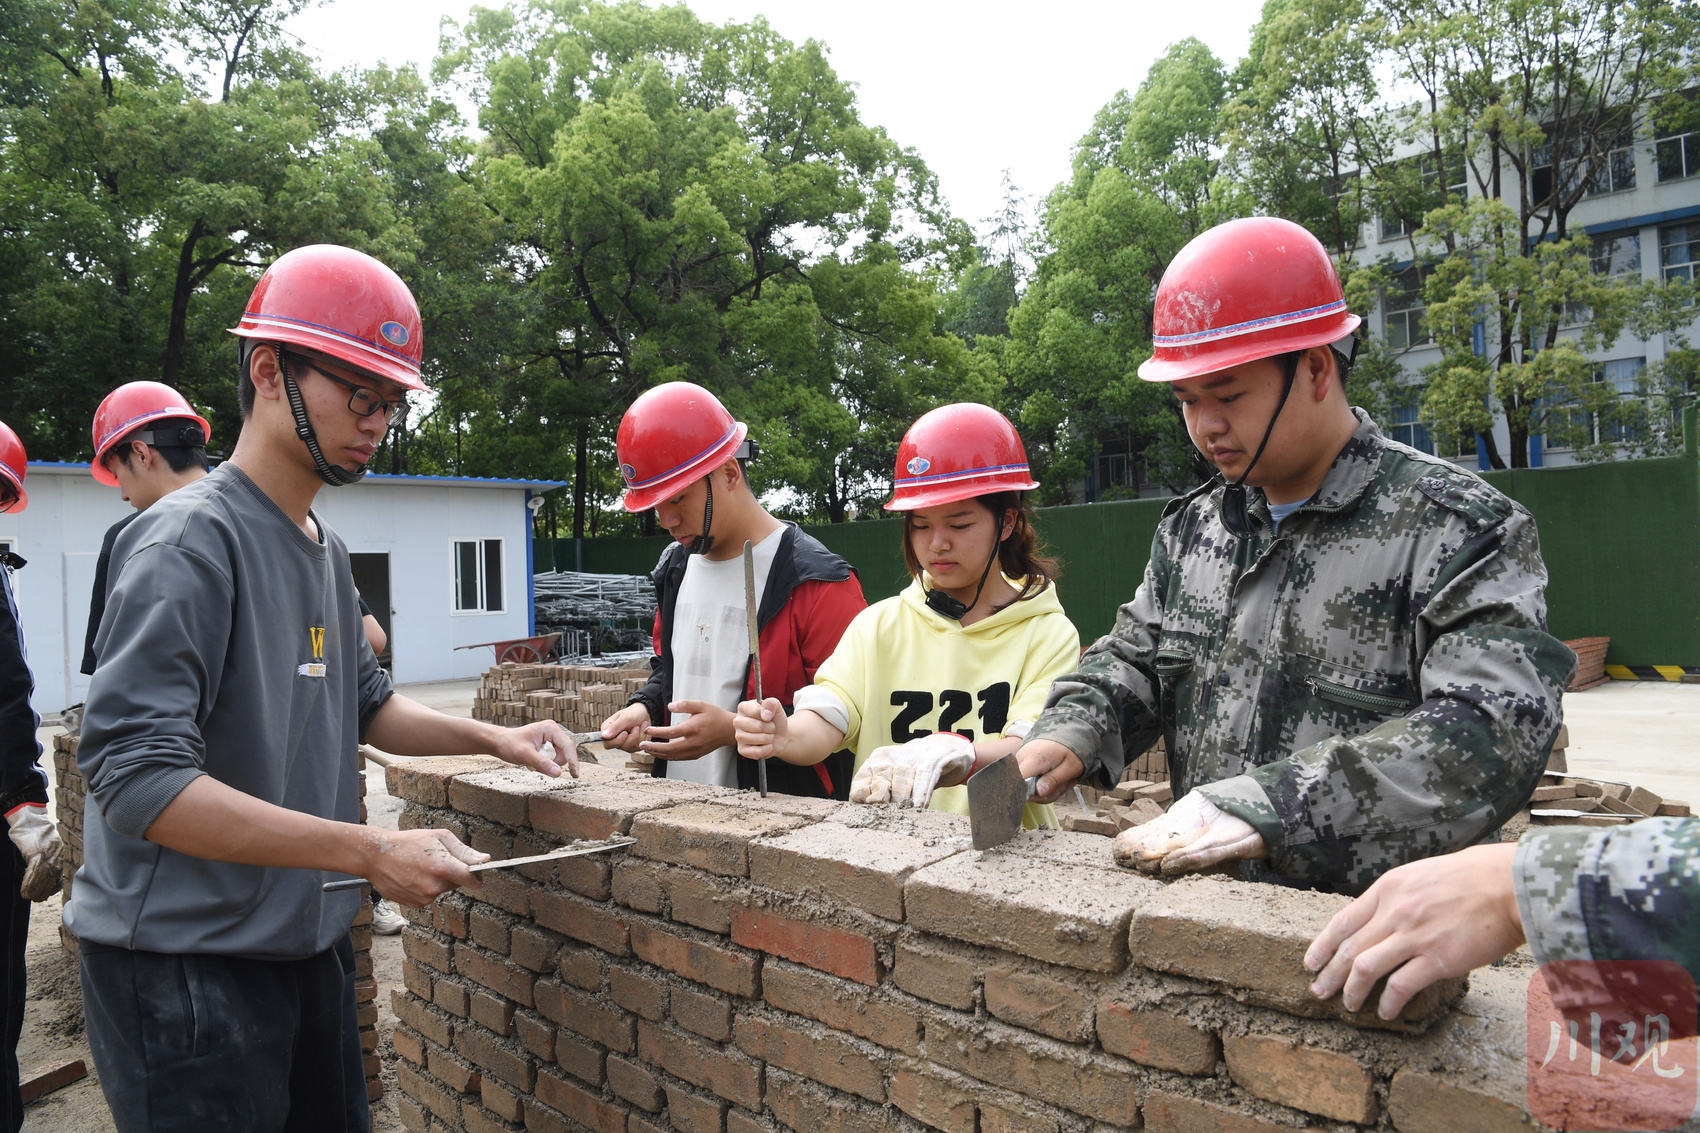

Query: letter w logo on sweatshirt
left=299, top=626, right=327, bottom=677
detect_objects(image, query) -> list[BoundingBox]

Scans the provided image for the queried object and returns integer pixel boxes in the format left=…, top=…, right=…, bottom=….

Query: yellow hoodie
left=794, top=576, right=1080, bottom=825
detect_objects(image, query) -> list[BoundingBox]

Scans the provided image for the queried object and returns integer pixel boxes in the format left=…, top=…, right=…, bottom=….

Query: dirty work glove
left=850, top=733, right=975, bottom=810
left=1112, top=790, right=1264, bottom=876
left=6, top=804, right=62, bottom=902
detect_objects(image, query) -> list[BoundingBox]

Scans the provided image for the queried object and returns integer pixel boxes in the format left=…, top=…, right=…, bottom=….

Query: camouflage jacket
left=1030, top=411, right=1575, bottom=893
left=1516, top=818, right=1700, bottom=970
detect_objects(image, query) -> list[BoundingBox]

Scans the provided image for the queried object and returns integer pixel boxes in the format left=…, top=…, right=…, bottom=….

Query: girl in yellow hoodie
left=734, top=404, right=1078, bottom=827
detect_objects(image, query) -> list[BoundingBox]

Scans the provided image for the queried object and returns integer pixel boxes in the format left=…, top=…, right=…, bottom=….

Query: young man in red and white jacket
left=598, top=383, right=866, bottom=798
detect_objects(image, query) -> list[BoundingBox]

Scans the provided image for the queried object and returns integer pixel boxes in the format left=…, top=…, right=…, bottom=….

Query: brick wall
left=52, top=733, right=385, bottom=1103
left=386, top=756, right=1541, bottom=1133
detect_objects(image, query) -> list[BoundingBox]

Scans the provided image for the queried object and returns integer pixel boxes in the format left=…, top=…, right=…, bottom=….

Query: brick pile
left=50, top=733, right=385, bottom=1104
left=384, top=754, right=1550, bottom=1133
left=473, top=665, right=651, bottom=734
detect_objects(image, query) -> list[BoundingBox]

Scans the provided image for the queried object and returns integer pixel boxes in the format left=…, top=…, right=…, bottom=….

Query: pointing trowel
left=322, top=837, right=635, bottom=892
left=966, top=755, right=1039, bottom=850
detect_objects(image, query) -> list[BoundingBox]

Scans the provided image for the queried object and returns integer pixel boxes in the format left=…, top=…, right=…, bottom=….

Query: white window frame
left=451, top=537, right=506, bottom=615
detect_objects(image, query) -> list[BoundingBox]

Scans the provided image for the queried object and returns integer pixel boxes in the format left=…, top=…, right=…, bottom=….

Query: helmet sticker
left=906, top=457, right=931, bottom=476
left=380, top=321, right=410, bottom=347
left=620, top=463, right=638, bottom=482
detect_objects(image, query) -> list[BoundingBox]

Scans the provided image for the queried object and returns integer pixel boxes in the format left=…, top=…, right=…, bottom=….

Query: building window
left=453, top=539, right=504, bottom=613
left=1533, top=125, right=1635, bottom=202
left=1547, top=358, right=1647, bottom=448
left=1660, top=223, right=1700, bottom=282
left=1656, top=127, right=1700, bottom=182
left=1564, top=233, right=1643, bottom=324
left=1387, top=394, right=1433, bottom=454
left=1585, top=135, right=1637, bottom=196
left=1383, top=269, right=1429, bottom=350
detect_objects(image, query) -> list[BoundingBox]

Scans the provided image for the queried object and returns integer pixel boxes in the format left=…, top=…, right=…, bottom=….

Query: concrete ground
left=17, top=675, right=1694, bottom=1128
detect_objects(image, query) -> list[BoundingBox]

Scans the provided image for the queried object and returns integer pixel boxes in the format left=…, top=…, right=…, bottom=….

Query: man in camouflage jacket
left=1015, top=217, right=1574, bottom=894
left=1026, top=410, right=1574, bottom=892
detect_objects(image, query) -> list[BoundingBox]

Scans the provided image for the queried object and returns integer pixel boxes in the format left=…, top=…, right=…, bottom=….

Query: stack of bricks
left=473, top=665, right=651, bottom=733
left=385, top=755, right=1547, bottom=1133
left=50, top=732, right=385, bottom=1104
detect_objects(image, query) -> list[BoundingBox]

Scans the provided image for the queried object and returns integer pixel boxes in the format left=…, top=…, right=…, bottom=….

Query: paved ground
left=19, top=675, right=1695, bottom=1127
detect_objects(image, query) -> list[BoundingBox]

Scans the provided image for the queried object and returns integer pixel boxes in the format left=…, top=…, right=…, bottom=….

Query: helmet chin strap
left=1219, top=351, right=1301, bottom=539
left=277, top=347, right=364, bottom=487
left=923, top=503, right=1007, bottom=621
left=688, top=474, right=715, bottom=555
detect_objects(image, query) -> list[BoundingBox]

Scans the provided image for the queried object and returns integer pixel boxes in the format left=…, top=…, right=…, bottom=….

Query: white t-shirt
left=665, top=527, right=782, bottom=786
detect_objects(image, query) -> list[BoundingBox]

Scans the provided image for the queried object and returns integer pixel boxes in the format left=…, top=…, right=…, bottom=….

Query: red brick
left=1223, top=1033, right=1376, bottom=1123
left=671, top=984, right=733, bottom=1042
left=428, top=1046, right=483, bottom=1093
left=529, top=779, right=719, bottom=842
left=904, top=854, right=1157, bottom=973
left=636, top=1020, right=763, bottom=1109
left=471, top=825, right=513, bottom=860
left=463, top=1105, right=520, bottom=1133
left=514, top=1011, right=554, bottom=1061
left=454, top=1024, right=535, bottom=1091
left=534, top=979, right=636, bottom=1053
left=456, top=945, right=537, bottom=1007
left=448, top=768, right=547, bottom=826
left=1387, top=1067, right=1532, bottom=1133
left=481, top=1078, right=524, bottom=1122
left=925, top=1014, right=1136, bottom=1125
left=555, top=1029, right=607, bottom=1086
left=470, top=907, right=513, bottom=954
left=632, top=802, right=806, bottom=878
left=749, top=821, right=964, bottom=922
left=1096, top=1000, right=1219, bottom=1075
left=403, top=929, right=452, bottom=973
left=613, top=858, right=667, bottom=913
left=665, top=865, right=749, bottom=935
left=664, top=1083, right=729, bottom=1133
left=556, top=851, right=614, bottom=900
left=397, top=1062, right=462, bottom=1125
left=397, top=1095, right=429, bottom=1133
left=469, top=871, right=530, bottom=916
left=386, top=755, right=505, bottom=807
left=978, top=1100, right=1065, bottom=1133
left=1142, top=1089, right=1310, bottom=1133
left=734, top=1013, right=885, bottom=1103
left=472, top=991, right=517, bottom=1036
left=630, top=1116, right=670, bottom=1133
left=534, top=1067, right=630, bottom=1133
left=511, top=924, right=563, bottom=973
left=763, top=1069, right=886, bottom=1133
left=609, top=965, right=669, bottom=1021
left=631, top=921, right=759, bottom=998
left=725, top=1109, right=768, bottom=1133
left=434, top=977, right=471, bottom=1018
left=892, top=938, right=975, bottom=1010
left=760, top=962, right=919, bottom=1056
left=531, top=889, right=630, bottom=956
left=435, top=898, right=470, bottom=939
left=730, top=907, right=877, bottom=986
left=607, top=1053, right=665, bottom=1112
left=888, top=1064, right=975, bottom=1133
left=984, top=967, right=1095, bottom=1043
left=558, top=940, right=605, bottom=991
left=392, top=1024, right=425, bottom=1066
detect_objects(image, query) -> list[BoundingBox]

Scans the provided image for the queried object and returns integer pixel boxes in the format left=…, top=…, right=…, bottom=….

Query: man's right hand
left=355, top=827, right=489, bottom=907
left=1015, top=738, right=1084, bottom=802
left=600, top=704, right=652, bottom=752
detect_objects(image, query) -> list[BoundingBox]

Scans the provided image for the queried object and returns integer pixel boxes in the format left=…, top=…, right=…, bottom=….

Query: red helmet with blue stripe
left=616, top=382, right=749, bottom=513
left=885, top=403, right=1038, bottom=511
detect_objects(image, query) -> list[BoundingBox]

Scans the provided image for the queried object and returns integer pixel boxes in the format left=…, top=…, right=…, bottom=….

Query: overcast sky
left=286, top=0, right=1268, bottom=239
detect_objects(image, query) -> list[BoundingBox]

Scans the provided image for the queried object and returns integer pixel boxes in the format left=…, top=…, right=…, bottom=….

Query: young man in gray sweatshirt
left=69, top=245, right=581, bottom=1133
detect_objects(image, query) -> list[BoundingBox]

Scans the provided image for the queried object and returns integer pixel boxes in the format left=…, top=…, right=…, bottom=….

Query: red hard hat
left=1139, top=216, right=1361, bottom=383
left=885, top=403, right=1039, bottom=511
left=616, top=382, right=749, bottom=513
left=90, top=382, right=213, bottom=487
left=0, top=421, right=26, bottom=513
left=229, top=244, right=425, bottom=391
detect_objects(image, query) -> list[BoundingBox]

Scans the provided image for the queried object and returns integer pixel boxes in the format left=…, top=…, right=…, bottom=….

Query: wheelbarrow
left=456, top=632, right=563, bottom=665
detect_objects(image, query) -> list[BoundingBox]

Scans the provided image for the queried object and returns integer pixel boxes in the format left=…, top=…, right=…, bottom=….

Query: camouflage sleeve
left=1201, top=508, right=1575, bottom=892
left=1025, top=548, right=1167, bottom=789
left=1514, top=819, right=1700, bottom=968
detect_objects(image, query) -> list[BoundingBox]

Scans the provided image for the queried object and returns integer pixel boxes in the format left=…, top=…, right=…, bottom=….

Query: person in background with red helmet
left=68, top=245, right=579, bottom=1133
left=733, top=404, right=1077, bottom=827
left=0, top=423, right=61, bottom=1133
left=78, top=382, right=213, bottom=679
left=597, top=382, right=868, bottom=797
left=1014, top=216, right=1571, bottom=892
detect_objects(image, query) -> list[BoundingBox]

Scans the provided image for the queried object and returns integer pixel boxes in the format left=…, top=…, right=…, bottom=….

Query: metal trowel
left=967, top=755, right=1039, bottom=850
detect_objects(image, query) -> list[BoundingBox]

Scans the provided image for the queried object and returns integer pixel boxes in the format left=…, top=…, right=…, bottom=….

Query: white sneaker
left=371, top=898, right=406, bottom=936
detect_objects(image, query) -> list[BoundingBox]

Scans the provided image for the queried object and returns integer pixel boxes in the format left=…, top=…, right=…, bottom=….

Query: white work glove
left=850, top=733, right=975, bottom=810
left=1112, top=790, right=1265, bottom=876
left=6, top=804, right=62, bottom=902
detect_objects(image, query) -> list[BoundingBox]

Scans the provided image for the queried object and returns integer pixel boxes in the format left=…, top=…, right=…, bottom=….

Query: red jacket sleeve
left=751, top=574, right=866, bottom=706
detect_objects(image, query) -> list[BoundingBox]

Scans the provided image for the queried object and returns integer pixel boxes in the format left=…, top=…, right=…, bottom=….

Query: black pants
left=80, top=940, right=348, bottom=1133
left=0, top=846, right=26, bottom=1133
left=334, top=935, right=369, bottom=1133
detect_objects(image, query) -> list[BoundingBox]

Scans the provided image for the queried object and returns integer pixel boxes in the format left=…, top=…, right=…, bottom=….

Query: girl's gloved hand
left=850, top=732, right=975, bottom=809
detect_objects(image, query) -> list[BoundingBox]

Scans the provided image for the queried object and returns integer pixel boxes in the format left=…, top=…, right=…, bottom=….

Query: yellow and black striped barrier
left=1603, top=665, right=1700, bottom=682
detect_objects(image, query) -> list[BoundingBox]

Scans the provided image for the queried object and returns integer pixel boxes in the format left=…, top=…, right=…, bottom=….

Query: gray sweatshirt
left=67, top=463, right=392, bottom=958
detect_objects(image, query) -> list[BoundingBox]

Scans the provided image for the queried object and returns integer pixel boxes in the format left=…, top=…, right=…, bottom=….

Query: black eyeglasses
left=285, top=352, right=406, bottom=424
